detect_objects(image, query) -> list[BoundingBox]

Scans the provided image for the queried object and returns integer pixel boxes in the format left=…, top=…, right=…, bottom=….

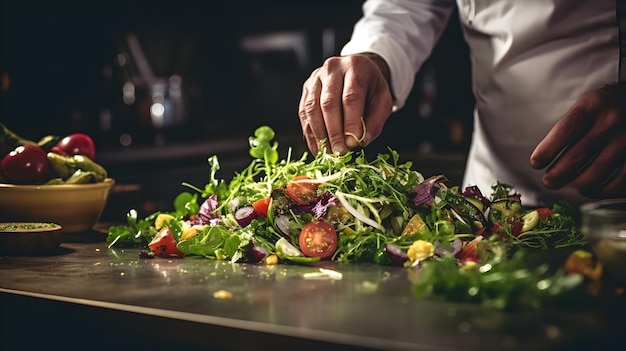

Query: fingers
left=530, top=87, right=626, bottom=198
left=320, top=61, right=349, bottom=154
left=530, top=99, right=596, bottom=170
left=299, top=59, right=347, bottom=155
left=342, top=56, right=392, bottom=150
left=540, top=113, right=610, bottom=189
left=342, top=69, right=366, bottom=149
left=599, top=163, right=626, bottom=196
left=298, top=55, right=392, bottom=155
left=570, top=129, right=626, bottom=198
left=299, top=69, right=326, bottom=155
left=362, top=72, right=393, bottom=144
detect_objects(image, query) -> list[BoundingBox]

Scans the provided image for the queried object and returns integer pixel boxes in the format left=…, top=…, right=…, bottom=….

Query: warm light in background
left=123, top=81, right=135, bottom=105
left=119, top=133, right=132, bottom=147
left=2, top=72, right=9, bottom=92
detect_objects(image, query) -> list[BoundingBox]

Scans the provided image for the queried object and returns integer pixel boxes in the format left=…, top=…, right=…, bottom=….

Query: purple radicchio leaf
left=408, top=175, right=448, bottom=207
left=195, top=195, right=220, bottom=225
left=462, top=185, right=491, bottom=208
left=291, top=192, right=337, bottom=219
left=310, top=193, right=338, bottom=219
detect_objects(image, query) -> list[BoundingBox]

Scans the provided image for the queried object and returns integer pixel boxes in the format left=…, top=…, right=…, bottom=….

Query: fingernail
left=529, top=158, right=544, bottom=170
left=542, top=176, right=557, bottom=190
left=333, top=144, right=347, bottom=155
left=346, top=135, right=359, bottom=148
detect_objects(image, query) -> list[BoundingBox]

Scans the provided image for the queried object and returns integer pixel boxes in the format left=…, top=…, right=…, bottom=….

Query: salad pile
left=107, top=126, right=590, bottom=309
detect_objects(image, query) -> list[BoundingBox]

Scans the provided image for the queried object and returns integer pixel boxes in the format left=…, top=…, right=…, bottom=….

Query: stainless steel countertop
left=0, top=230, right=622, bottom=351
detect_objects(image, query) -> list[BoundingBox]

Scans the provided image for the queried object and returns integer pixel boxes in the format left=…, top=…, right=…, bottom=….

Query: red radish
left=0, top=144, right=50, bottom=184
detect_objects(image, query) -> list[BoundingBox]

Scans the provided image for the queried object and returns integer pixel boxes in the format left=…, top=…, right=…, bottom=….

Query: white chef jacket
left=341, top=0, right=625, bottom=207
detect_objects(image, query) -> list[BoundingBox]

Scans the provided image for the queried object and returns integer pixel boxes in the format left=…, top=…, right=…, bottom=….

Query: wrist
left=357, top=52, right=392, bottom=88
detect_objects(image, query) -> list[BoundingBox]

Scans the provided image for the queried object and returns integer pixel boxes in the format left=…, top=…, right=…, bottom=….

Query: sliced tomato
left=510, top=221, right=523, bottom=236
left=492, top=220, right=523, bottom=239
left=298, top=221, right=338, bottom=259
left=535, top=207, right=553, bottom=220
left=252, top=197, right=271, bottom=218
left=456, top=237, right=483, bottom=264
left=285, top=175, right=319, bottom=205
left=148, top=226, right=184, bottom=257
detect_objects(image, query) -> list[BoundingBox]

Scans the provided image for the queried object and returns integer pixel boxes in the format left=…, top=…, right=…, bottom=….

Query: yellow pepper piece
left=180, top=227, right=200, bottom=241
left=402, top=214, right=429, bottom=236
left=155, top=213, right=175, bottom=229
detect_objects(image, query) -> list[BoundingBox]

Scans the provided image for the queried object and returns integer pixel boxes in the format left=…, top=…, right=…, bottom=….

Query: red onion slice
left=235, top=206, right=257, bottom=227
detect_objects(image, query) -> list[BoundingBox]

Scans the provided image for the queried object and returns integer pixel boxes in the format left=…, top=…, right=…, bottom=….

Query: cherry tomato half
left=298, top=221, right=338, bottom=259
left=148, top=226, right=184, bottom=258
left=535, top=207, right=553, bottom=220
left=492, top=220, right=523, bottom=239
left=0, top=144, right=50, bottom=184
left=53, top=133, right=96, bottom=160
left=456, top=237, right=484, bottom=265
left=285, top=175, right=318, bottom=205
left=252, top=197, right=271, bottom=218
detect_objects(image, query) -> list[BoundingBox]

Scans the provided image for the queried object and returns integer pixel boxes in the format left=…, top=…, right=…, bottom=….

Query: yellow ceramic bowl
left=0, top=178, right=115, bottom=233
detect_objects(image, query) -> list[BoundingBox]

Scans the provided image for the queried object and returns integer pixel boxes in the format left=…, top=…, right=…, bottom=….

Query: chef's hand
left=298, top=53, right=393, bottom=155
left=530, top=83, right=626, bottom=198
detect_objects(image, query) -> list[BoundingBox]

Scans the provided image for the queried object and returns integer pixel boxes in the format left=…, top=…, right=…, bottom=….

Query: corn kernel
left=265, top=254, right=279, bottom=265
left=407, top=240, right=434, bottom=263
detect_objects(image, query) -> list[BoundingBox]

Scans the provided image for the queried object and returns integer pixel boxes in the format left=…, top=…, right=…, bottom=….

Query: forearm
left=340, top=0, right=455, bottom=109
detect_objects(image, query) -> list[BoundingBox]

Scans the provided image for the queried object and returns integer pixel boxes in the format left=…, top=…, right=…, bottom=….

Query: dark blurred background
left=0, top=0, right=473, bottom=220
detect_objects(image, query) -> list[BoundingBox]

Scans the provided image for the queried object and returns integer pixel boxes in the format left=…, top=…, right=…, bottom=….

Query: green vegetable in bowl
left=0, top=122, right=37, bottom=158
left=47, top=152, right=107, bottom=182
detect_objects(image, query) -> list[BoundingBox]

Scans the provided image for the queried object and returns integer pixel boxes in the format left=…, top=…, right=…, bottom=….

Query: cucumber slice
left=285, top=256, right=321, bottom=264
left=521, top=210, right=539, bottom=232
left=275, top=237, right=303, bottom=258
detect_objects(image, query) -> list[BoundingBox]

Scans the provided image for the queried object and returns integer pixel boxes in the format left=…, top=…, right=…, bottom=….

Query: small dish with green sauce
left=0, top=222, right=62, bottom=255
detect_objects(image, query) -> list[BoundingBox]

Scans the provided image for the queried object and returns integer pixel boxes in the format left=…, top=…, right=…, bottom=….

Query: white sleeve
left=340, top=0, right=456, bottom=109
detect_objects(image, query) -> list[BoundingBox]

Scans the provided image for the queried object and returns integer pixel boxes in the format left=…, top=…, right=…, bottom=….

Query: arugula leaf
left=177, top=226, right=228, bottom=257
left=173, top=192, right=199, bottom=217
left=414, top=250, right=584, bottom=310
left=106, top=209, right=156, bottom=247
left=249, top=125, right=279, bottom=164
left=223, top=235, right=242, bottom=259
